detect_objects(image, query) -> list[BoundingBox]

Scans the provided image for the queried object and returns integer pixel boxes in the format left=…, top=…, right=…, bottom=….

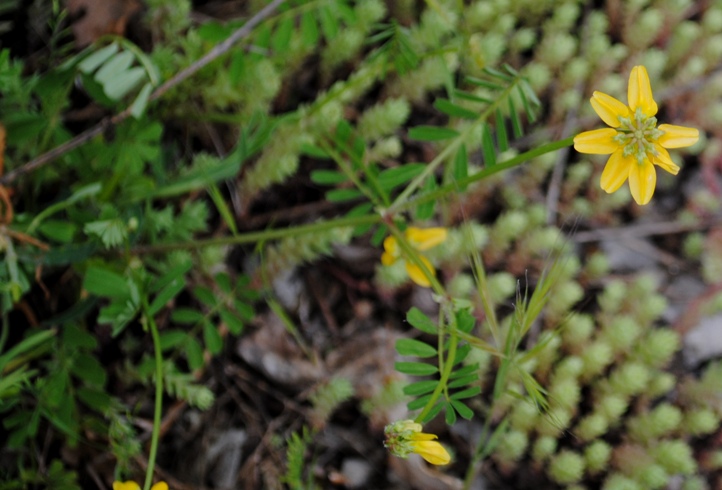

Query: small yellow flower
left=381, top=227, right=447, bottom=287
left=384, top=419, right=451, bottom=465
left=574, top=65, right=699, bottom=205
left=113, top=481, right=169, bottom=490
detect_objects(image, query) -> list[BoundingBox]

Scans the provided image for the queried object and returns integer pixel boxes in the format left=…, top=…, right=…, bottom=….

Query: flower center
left=614, top=109, right=663, bottom=165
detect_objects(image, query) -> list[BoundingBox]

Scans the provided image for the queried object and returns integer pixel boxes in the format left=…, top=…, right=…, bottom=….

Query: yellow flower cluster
left=384, top=419, right=451, bottom=465
left=381, top=227, right=447, bottom=287
left=574, top=65, right=699, bottom=205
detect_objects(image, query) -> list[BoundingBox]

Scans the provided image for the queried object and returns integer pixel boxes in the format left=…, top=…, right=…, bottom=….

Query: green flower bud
left=707, top=450, right=722, bottom=470
left=539, top=34, right=577, bottom=68
left=548, top=450, right=585, bottom=485
left=602, top=316, right=642, bottom=353
left=653, top=440, right=697, bottom=475
left=702, top=7, right=722, bottom=34
left=635, top=329, right=679, bottom=367
left=683, top=233, right=705, bottom=260
left=554, top=355, right=584, bottom=380
left=602, top=473, right=642, bottom=490
left=682, top=475, right=710, bottom=490
left=684, top=408, right=720, bottom=436
left=496, top=429, right=528, bottom=463
left=524, top=62, right=552, bottom=92
left=581, top=341, right=614, bottom=379
left=549, top=3, right=580, bottom=31
left=583, top=252, right=609, bottom=280
left=597, top=393, right=629, bottom=425
left=562, top=58, right=589, bottom=86
left=647, top=372, right=676, bottom=398
left=511, top=27, right=537, bottom=52
left=668, top=21, right=701, bottom=65
left=639, top=464, right=668, bottom=489
left=550, top=378, right=581, bottom=410
left=492, top=210, right=528, bottom=243
left=599, top=280, right=627, bottom=314
left=576, top=413, right=608, bottom=441
left=532, top=435, right=557, bottom=462
left=488, top=272, right=517, bottom=304
left=548, top=281, right=584, bottom=318
left=629, top=404, right=682, bottom=442
left=355, top=0, right=386, bottom=27
left=368, top=136, right=403, bottom=161
left=628, top=8, right=663, bottom=49
left=510, top=402, right=538, bottom=432
left=585, top=440, right=612, bottom=473
left=635, top=295, right=668, bottom=326
left=609, top=362, right=650, bottom=397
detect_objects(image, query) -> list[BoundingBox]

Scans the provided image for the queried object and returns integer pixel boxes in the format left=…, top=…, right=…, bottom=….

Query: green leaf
left=193, top=286, right=217, bottom=308
left=220, top=309, right=244, bottom=335
left=76, top=387, right=112, bottom=413
left=453, top=344, right=471, bottom=364
left=509, top=97, right=523, bottom=138
left=457, top=309, right=475, bottom=333
left=450, top=364, right=478, bottom=379
left=148, top=276, right=186, bottom=315
left=395, top=338, right=437, bottom=358
left=104, top=66, right=145, bottom=100
left=448, top=374, right=478, bottom=389
left=71, top=353, right=106, bottom=387
left=408, top=126, right=459, bottom=142
left=159, top=330, right=188, bottom=351
left=203, top=322, right=223, bottom=355
left=395, top=361, right=438, bottom=376
left=94, top=50, right=134, bottom=85
left=62, top=324, right=97, bottom=351
left=186, top=337, right=204, bottom=371
left=130, top=82, right=153, bottom=119
left=445, top=402, right=457, bottom=425
left=78, top=43, right=119, bottom=73
left=495, top=108, right=508, bottom=152
left=310, top=170, right=348, bottom=185
left=83, top=266, right=129, bottom=298
left=451, top=144, right=468, bottom=187
left=326, top=188, right=363, bottom=202
left=319, top=6, right=339, bottom=39
left=481, top=124, right=496, bottom=167
left=272, top=16, right=294, bottom=53
left=38, top=220, right=77, bottom=243
left=403, top=380, right=438, bottom=396
left=450, top=386, right=482, bottom=400
left=451, top=399, right=474, bottom=419
left=407, top=394, right=432, bottom=411
left=377, top=163, right=425, bottom=190
left=434, top=98, right=478, bottom=120
left=0, top=329, right=55, bottom=372
left=171, top=308, right=205, bottom=324
left=415, top=176, right=437, bottom=221
left=300, top=11, right=319, bottom=47
left=453, top=89, right=493, bottom=105
left=406, top=307, right=437, bottom=334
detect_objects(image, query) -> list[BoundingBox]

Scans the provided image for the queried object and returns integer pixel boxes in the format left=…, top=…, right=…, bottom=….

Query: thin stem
left=131, top=213, right=380, bottom=255
left=142, top=301, right=164, bottom=490
left=396, top=136, right=576, bottom=213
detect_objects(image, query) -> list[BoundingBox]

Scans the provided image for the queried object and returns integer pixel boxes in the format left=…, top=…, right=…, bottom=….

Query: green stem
left=415, top=303, right=458, bottom=423
left=396, top=136, right=575, bottom=213
left=142, top=301, right=164, bottom=490
left=131, top=213, right=380, bottom=255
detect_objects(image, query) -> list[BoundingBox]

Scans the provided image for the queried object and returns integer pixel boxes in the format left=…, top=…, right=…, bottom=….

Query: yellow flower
left=381, top=227, right=447, bottom=287
left=113, top=481, right=169, bottom=490
left=384, top=419, right=451, bottom=466
left=574, top=65, right=699, bottom=205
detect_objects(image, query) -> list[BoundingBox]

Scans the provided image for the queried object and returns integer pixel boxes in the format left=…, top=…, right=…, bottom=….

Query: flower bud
left=684, top=408, right=720, bottom=436
left=532, top=436, right=557, bottom=462
left=576, top=413, right=608, bottom=441
left=653, top=440, right=697, bottom=475
left=634, top=329, right=679, bottom=367
left=585, top=440, right=612, bottom=474
left=548, top=450, right=585, bottom=485
left=609, top=362, right=650, bottom=397
left=496, top=430, right=528, bottom=463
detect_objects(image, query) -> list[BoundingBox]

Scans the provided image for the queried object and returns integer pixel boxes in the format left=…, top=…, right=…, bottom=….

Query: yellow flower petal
left=651, top=145, right=680, bottom=175
left=151, top=483, right=169, bottom=490
left=657, top=124, right=699, bottom=148
left=382, top=236, right=399, bottom=265
left=590, top=91, right=631, bottom=128
left=409, top=440, right=451, bottom=465
left=405, top=255, right=435, bottom=287
left=628, top=65, right=658, bottom=117
left=405, top=227, right=448, bottom=251
left=573, top=128, right=620, bottom=154
left=628, top=158, right=657, bottom=205
left=113, top=483, right=141, bottom=490
left=600, top=150, right=631, bottom=194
